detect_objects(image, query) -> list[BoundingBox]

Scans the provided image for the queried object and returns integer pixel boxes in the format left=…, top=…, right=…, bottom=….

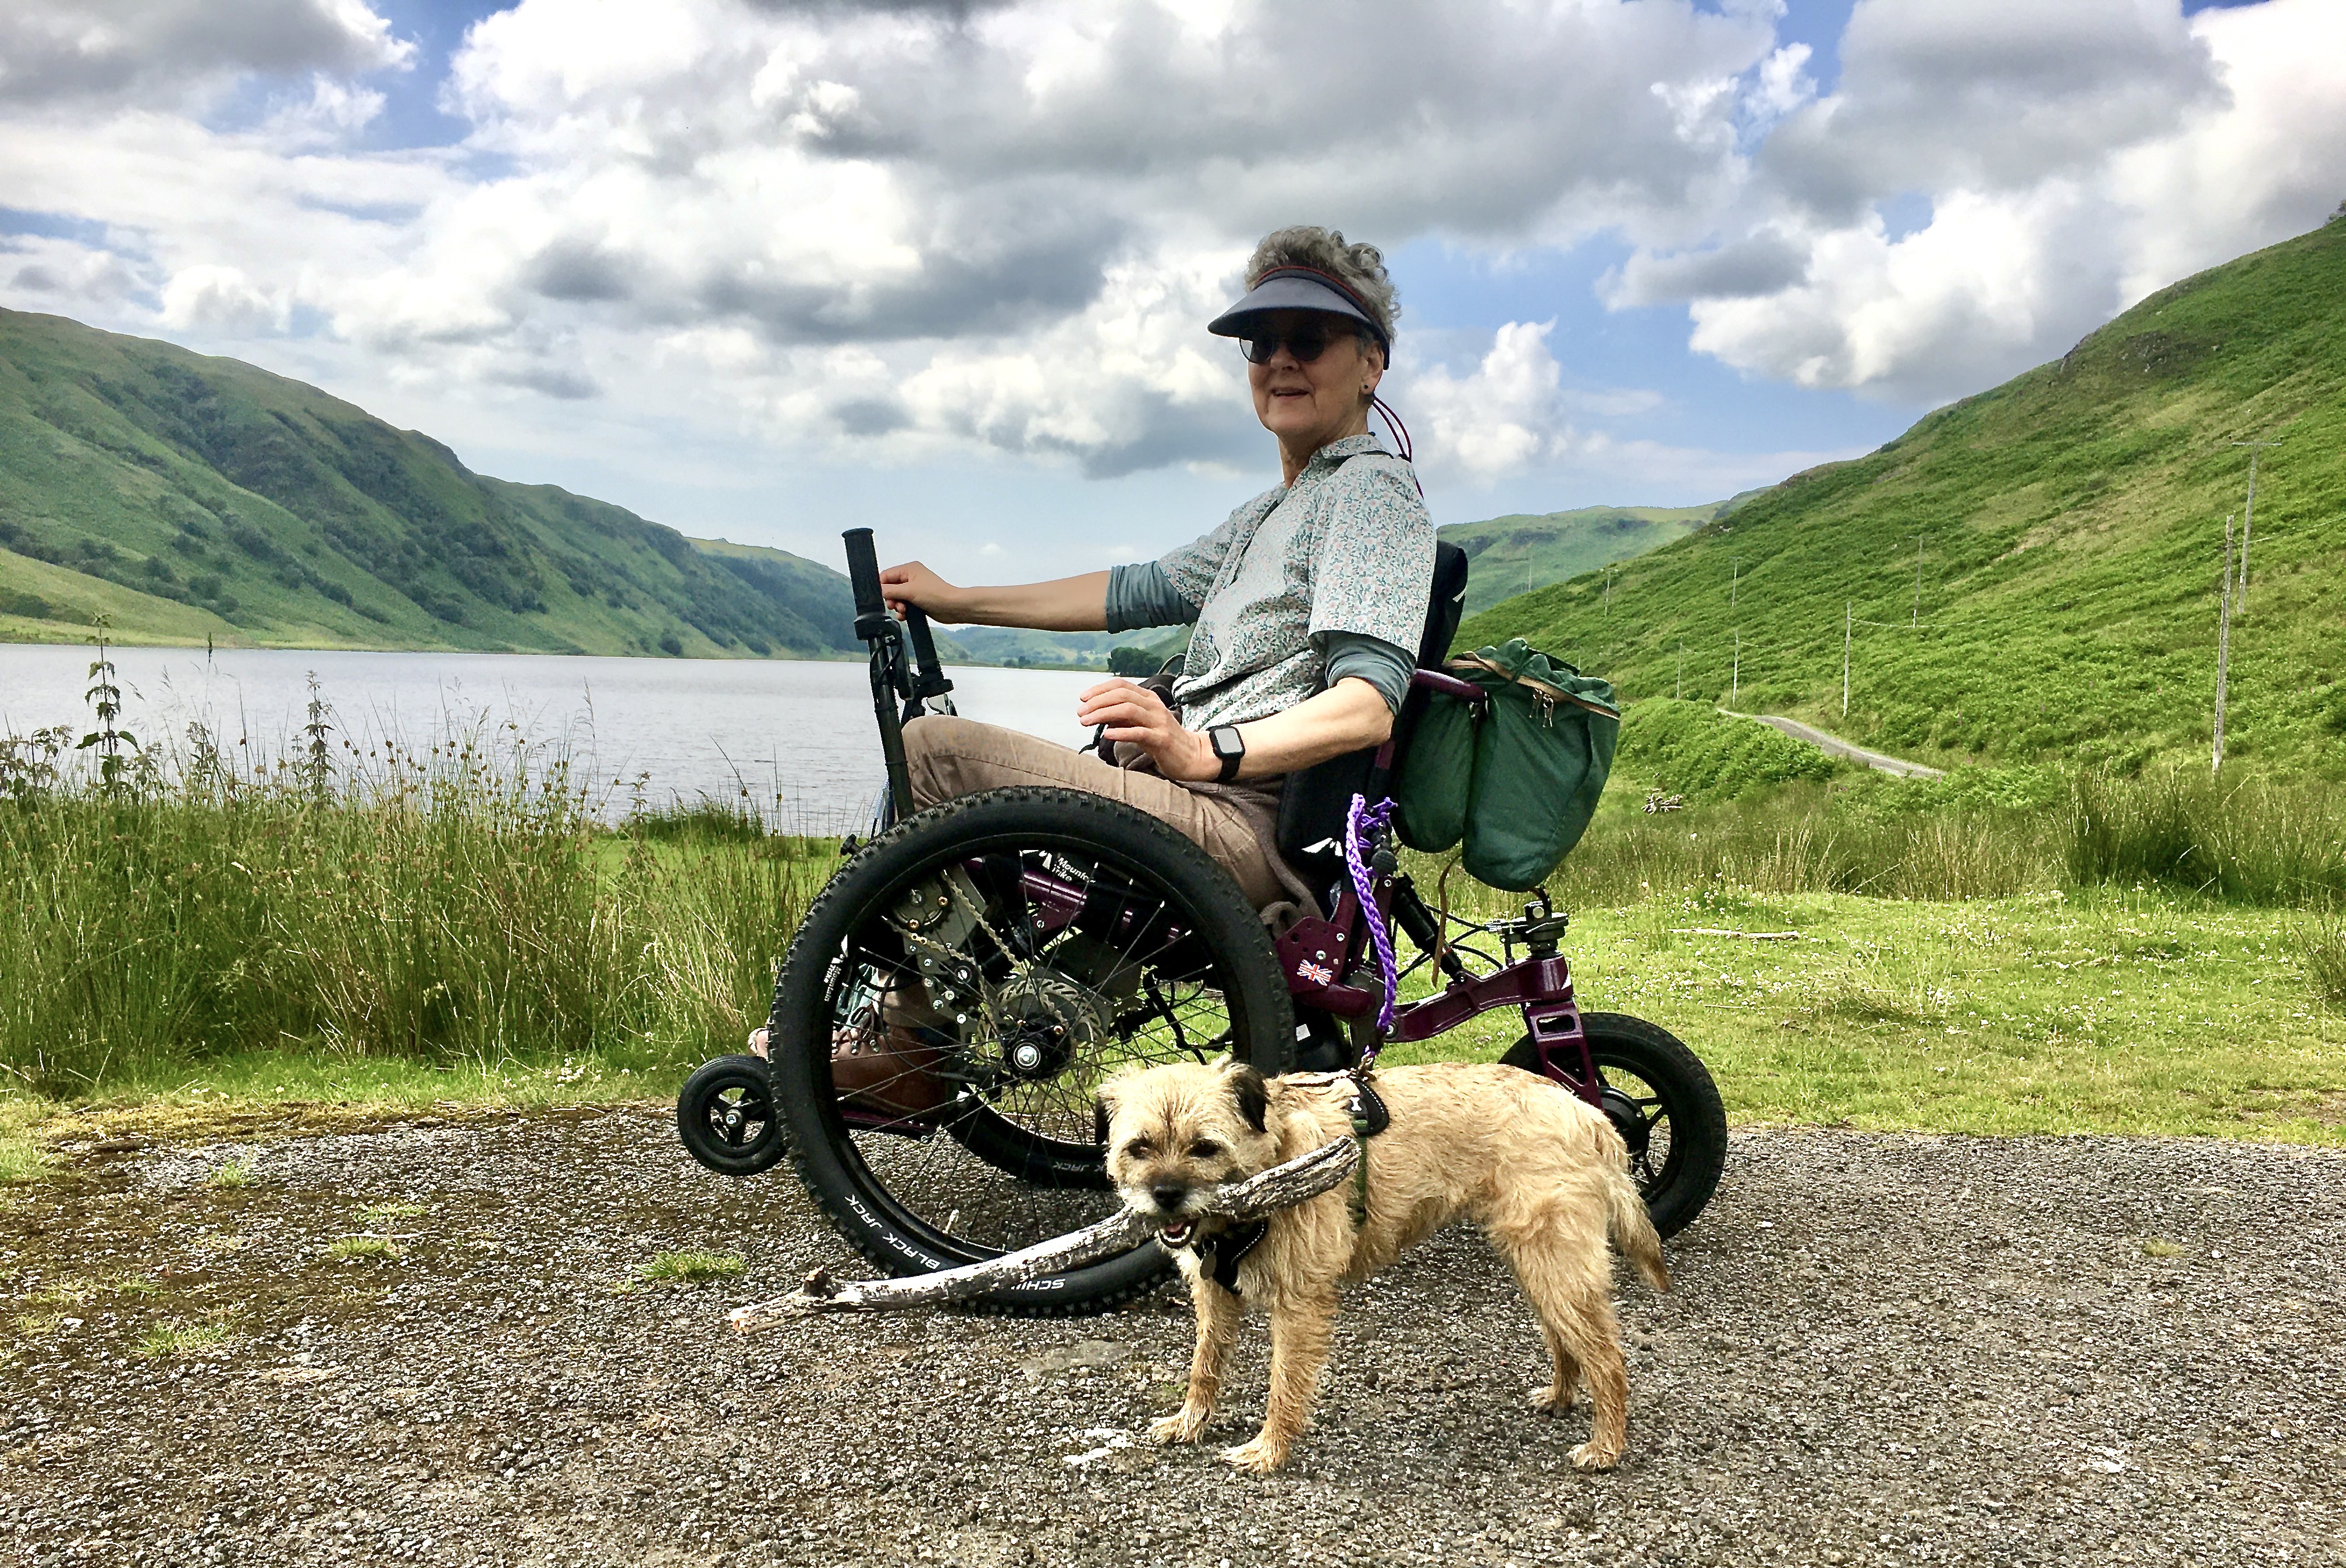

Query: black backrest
left=1274, top=541, right=1469, bottom=884
left=1416, top=540, right=1470, bottom=669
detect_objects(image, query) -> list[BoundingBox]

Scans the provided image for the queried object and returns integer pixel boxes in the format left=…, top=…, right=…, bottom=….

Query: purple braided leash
left=1343, top=792, right=1401, bottom=1047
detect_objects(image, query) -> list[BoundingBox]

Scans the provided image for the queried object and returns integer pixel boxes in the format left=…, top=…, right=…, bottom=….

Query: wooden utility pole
left=1604, top=564, right=1616, bottom=616
left=2214, top=515, right=2234, bottom=773
left=1841, top=602, right=1851, bottom=719
left=1910, top=536, right=1924, bottom=628
left=2230, top=440, right=2279, bottom=609
left=1731, top=556, right=1743, bottom=703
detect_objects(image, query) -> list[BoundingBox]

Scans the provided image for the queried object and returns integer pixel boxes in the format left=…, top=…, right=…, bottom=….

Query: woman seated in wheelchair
left=754, top=226, right=1433, bottom=1110
left=887, top=223, right=1431, bottom=909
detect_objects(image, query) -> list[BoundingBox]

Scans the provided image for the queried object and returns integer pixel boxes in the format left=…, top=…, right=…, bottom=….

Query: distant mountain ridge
left=1438, top=495, right=1761, bottom=620
left=0, top=307, right=855, bottom=659
left=0, top=304, right=1773, bottom=673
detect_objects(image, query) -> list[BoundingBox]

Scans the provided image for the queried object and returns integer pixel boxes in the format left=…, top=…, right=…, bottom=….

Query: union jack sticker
left=1295, top=959, right=1335, bottom=986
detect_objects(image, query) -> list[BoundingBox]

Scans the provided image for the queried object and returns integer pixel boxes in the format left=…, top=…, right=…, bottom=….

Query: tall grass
left=1546, top=784, right=2056, bottom=905
left=2065, top=768, right=2346, bottom=905
left=0, top=717, right=819, bottom=1095
left=8, top=653, right=2341, bottom=1100
left=1457, top=764, right=2346, bottom=913
left=2291, top=905, right=2346, bottom=1008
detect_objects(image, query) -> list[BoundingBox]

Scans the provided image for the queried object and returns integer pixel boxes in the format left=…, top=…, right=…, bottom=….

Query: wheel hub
left=988, top=969, right=1111, bottom=1083
left=1599, top=1083, right=1651, bottom=1156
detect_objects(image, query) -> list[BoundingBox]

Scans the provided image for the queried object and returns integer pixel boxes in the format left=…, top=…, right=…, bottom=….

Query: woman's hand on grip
left=1076, top=679, right=1218, bottom=782
left=880, top=560, right=958, bottom=621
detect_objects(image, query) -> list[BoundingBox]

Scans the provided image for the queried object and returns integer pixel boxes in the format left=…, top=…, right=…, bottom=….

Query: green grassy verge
left=1381, top=885, right=2343, bottom=1143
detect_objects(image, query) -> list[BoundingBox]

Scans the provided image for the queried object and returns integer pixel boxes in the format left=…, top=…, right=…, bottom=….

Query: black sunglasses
left=1239, top=318, right=1370, bottom=366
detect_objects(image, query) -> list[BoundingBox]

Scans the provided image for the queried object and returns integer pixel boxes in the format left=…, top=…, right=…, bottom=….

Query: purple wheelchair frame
left=1267, top=666, right=1602, bottom=1105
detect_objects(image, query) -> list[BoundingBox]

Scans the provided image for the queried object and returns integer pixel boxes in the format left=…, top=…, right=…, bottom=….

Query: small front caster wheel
left=676, top=1054, right=786, bottom=1176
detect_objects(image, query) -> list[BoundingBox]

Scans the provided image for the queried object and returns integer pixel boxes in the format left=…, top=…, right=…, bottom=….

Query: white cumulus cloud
left=1, top=0, right=2342, bottom=487
left=1617, top=0, right=2346, bottom=402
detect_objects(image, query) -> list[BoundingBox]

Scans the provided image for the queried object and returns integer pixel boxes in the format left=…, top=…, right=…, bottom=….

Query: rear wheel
left=1501, top=1012, right=1726, bottom=1238
left=770, top=787, right=1294, bottom=1317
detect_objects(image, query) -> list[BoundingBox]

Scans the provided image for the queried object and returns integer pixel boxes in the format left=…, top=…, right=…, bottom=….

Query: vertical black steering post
left=843, top=527, right=916, bottom=823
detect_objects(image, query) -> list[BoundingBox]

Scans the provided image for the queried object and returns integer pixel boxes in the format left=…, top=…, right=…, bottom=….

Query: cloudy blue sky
left=3, top=0, right=2340, bottom=582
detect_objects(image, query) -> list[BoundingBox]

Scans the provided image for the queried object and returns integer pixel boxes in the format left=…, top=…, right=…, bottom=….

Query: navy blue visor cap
left=1207, top=266, right=1389, bottom=350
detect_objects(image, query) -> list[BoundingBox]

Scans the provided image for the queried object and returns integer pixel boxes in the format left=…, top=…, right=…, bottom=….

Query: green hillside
left=1441, top=493, right=1758, bottom=618
left=0, top=308, right=855, bottom=659
left=1463, top=215, right=2346, bottom=777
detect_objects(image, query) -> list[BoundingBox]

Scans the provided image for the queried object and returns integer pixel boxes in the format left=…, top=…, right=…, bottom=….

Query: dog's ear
left=1222, top=1061, right=1270, bottom=1134
left=1094, top=1073, right=1127, bottom=1121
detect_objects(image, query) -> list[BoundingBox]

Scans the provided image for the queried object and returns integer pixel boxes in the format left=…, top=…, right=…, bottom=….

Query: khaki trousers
left=902, top=714, right=1291, bottom=910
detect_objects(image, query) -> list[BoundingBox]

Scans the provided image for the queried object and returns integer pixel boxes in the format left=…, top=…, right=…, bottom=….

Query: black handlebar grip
left=904, top=605, right=944, bottom=679
left=843, top=528, right=884, bottom=618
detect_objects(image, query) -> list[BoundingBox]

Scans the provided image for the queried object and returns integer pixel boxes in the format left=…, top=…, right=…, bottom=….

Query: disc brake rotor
left=987, top=969, right=1112, bottom=1082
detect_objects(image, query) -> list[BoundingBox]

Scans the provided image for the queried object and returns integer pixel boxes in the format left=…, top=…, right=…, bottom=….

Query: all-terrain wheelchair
left=677, top=529, right=1725, bottom=1315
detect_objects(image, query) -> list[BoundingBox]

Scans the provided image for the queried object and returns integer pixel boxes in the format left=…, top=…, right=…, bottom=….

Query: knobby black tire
left=1501, top=1012, right=1727, bottom=1239
left=770, top=787, right=1294, bottom=1317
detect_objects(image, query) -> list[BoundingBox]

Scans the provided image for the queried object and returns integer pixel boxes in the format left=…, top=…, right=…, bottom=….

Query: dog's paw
left=1568, top=1441, right=1622, bottom=1472
left=1149, top=1407, right=1210, bottom=1446
left=1526, top=1383, right=1576, bottom=1415
left=1219, top=1437, right=1291, bottom=1475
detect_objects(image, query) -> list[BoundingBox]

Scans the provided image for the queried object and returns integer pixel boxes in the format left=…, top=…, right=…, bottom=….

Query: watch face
left=1213, top=727, right=1242, bottom=759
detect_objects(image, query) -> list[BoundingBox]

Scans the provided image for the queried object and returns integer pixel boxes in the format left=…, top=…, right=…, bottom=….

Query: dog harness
left=1189, top=1070, right=1391, bottom=1296
left=1195, top=1220, right=1268, bottom=1295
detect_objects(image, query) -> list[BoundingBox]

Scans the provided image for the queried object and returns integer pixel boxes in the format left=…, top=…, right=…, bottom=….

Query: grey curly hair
left=1244, top=226, right=1399, bottom=356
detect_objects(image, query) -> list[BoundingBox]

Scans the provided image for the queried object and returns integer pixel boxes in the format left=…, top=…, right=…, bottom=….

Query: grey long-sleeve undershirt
left=1105, top=560, right=1416, bottom=715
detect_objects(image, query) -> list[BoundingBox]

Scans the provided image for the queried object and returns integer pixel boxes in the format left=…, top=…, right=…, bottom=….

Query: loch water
left=0, top=643, right=1100, bottom=830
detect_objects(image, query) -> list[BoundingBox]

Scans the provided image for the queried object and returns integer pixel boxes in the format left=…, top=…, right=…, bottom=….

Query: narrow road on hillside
left=1725, top=711, right=1946, bottom=779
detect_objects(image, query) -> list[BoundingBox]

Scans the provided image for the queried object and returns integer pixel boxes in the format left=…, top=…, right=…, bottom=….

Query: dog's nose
left=1150, top=1185, right=1187, bottom=1214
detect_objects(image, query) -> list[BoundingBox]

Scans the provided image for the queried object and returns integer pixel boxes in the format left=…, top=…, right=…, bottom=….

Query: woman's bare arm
left=880, top=561, right=1110, bottom=632
left=1075, top=677, right=1394, bottom=783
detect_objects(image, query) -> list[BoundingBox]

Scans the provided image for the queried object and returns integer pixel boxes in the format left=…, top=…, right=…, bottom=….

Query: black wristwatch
left=1208, top=724, right=1245, bottom=783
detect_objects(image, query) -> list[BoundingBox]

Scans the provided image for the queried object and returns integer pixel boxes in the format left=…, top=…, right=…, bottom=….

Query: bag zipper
left=1445, top=653, right=1620, bottom=720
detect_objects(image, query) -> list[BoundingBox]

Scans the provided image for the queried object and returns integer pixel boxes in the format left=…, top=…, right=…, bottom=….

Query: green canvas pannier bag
left=1393, top=638, right=1621, bottom=892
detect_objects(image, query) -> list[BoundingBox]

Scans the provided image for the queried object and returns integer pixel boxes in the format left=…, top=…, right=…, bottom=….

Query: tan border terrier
left=1101, top=1058, right=1672, bottom=1474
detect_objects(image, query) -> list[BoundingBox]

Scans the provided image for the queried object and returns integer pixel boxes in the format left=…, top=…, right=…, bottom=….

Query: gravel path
left=4, top=1109, right=2339, bottom=1567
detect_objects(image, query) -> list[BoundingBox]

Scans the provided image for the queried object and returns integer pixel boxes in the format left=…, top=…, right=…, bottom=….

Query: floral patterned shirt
left=1149, top=435, right=1434, bottom=733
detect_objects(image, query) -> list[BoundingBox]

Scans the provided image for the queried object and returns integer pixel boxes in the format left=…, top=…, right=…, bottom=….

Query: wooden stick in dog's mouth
left=730, top=1137, right=1357, bottom=1329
